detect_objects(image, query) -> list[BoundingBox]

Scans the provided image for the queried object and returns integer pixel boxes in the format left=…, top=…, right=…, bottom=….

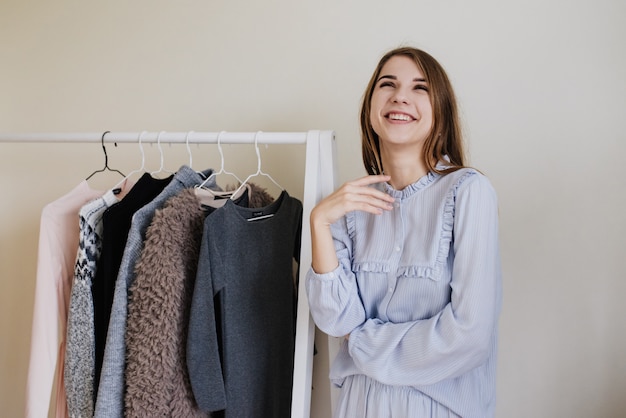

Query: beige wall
left=1, top=1, right=625, bottom=417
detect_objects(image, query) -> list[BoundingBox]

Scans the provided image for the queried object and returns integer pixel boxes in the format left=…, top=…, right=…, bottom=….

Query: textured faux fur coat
left=124, top=184, right=273, bottom=418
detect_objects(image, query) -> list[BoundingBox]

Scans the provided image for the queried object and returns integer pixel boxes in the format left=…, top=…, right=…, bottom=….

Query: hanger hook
left=157, top=131, right=165, bottom=171
left=185, top=131, right=194, bottom=168
left=111, top=130, right=145, bottom=189
left=217, top=130, right=226, bottom=172
left=151, top=131, right=166, bottom=174
left=254, top=131, right=262, bottom=173
left=137, top=130, right=147, bottom=172
left=101, top=130, right=111, bottom=168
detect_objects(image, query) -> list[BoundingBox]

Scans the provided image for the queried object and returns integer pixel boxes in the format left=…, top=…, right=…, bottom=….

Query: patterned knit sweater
left=65, top=187, right=125, bottom=418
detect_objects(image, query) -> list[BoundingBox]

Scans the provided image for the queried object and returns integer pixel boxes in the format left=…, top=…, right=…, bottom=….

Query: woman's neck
left=381, top=150, right=428, bottom=190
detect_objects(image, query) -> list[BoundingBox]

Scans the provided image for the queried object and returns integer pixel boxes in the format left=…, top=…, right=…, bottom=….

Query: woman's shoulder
left=439, top=166, right=493, bottom=186
left=435, top=166, right=498, bottom=203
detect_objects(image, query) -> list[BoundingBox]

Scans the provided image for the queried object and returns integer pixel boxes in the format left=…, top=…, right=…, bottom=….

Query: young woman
left=306, top=47, right=502, bottom=418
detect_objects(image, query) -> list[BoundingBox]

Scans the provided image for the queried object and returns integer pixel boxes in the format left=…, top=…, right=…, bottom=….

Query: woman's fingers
left=312, top=175, right=394, bottom=225
left=340, top=175, right=394, bottom=209
left=339, top=187, right=391, bottom=213
left=349, top=174, right=391, bottom=187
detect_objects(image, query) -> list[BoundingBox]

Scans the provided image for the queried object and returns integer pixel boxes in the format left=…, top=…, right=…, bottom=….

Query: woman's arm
left=306, top=175, right=393, bottom=336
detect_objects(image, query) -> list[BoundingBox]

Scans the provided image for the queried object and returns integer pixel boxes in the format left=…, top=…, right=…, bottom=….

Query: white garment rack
left=0, top=130, right=337, bottom=418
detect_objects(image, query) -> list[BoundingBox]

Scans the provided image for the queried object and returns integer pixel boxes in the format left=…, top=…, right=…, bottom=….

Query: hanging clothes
left=123, top=183, right=274, bottom=417
left=92, top=172, right=173, bottom=395
left=25, top=181, right=104, bottom=418
left=187, top=190, right=303, bottom=417
left=64, top=180, right=134, bottom=418
left=19, top=130, right=335, bottom=418
left=94, top=166, right=216, bottom=418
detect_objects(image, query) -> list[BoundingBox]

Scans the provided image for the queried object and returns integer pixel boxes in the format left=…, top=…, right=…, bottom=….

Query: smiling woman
left=305, top=46, right=502, bottom=418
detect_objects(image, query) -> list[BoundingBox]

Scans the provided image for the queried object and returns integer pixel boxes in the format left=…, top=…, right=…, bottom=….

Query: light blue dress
left=306, top=167, right=502, bottom=418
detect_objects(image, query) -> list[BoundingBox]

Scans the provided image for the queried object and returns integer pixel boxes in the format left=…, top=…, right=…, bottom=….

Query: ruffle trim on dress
left=436, top=170, right=477, bottom=267
left=352, top=262, right=391, bottom=273
left=397, top=265, right=440, bottom=281
left=353, top=263, right=440, bottom=281
left=382, top=171, right=438, bottom=200
left=346, top=210, right=357, bottom=241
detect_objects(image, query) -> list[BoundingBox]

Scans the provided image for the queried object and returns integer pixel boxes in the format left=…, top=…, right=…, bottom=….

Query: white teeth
left=388, top=113, right=411, bottom=121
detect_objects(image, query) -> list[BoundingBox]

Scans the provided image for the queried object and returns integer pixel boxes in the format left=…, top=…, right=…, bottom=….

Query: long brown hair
left=360, top=46, right=466, bottom=175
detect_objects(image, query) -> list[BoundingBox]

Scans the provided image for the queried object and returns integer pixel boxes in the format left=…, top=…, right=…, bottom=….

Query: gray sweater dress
left=187, top=190, right=302, bottom=417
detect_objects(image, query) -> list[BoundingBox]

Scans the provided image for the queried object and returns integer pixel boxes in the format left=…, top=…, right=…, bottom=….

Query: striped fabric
left=306, top=167, right=502, bottom=418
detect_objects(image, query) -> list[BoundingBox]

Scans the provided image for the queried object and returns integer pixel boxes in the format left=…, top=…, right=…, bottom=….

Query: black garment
left=92, top=173, right=173, bottom=393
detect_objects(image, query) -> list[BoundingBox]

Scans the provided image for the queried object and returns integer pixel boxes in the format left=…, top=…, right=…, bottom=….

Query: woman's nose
left=392, top=90, right=409, bottom=104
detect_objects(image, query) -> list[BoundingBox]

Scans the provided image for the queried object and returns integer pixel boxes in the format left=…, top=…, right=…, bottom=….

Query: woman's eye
left=379, top=81, right=394, bottom=88
left=415, top=85, right=429, bottom=91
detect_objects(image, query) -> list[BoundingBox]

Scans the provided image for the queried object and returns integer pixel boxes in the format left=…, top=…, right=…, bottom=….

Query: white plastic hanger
left=150, top=131, right=175, bottom=177
left=112, top=130, right=147, bottom=190
left=196, top=131, right=243, bottom=190
left=230, top=131, right=283, bottom=200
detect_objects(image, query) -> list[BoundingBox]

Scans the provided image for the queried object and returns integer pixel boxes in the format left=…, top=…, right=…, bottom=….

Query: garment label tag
left=249, top=211, right=274, bottom=222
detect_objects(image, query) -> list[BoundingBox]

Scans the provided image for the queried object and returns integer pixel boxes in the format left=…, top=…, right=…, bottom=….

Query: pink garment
left=25, top=179, right=134, bottom=418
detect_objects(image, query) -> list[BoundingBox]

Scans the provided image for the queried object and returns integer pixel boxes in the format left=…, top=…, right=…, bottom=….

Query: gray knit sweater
left=187, top=190, right=302, bottom=417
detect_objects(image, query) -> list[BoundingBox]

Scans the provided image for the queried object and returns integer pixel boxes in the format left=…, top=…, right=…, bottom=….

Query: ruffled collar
left=382, top=159, right=450, bottom=199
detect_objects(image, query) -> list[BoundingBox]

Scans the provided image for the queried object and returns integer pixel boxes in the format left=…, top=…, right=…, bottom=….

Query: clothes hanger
left=196, top=131, right=243, bottom=190
left=112, top=130, right=147, bottom=190
left=86, top=131, right=126, bottom=180
left=194, top=131, right=247, bottom=207
left=230, top=131, right=283, bottom=201
left=150, top=131, right=175, bottom=177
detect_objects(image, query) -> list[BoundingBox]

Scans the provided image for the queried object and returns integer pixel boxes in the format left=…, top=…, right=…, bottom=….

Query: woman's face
left=369, top=55, right=433, bottom=151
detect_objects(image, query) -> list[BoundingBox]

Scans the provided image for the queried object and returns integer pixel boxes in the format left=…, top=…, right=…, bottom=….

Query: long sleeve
left=347, top=174, right=501, bottom=386
left=305, top=219, right=367, bottom=337
left=26, top=209, right=67, bottom=418
left=186, top=221, right=227, bottom=412
left=25, top=182, right=102, bottom=418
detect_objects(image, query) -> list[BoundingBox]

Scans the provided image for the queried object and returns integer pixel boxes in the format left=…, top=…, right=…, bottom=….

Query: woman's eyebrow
left=377, top=75, right=397, bottom=82
left=376, top=75, right=427, bottom=83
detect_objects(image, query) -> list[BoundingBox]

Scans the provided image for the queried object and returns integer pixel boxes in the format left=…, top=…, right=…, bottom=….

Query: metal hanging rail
left=0, top=131, right=309, bottom=145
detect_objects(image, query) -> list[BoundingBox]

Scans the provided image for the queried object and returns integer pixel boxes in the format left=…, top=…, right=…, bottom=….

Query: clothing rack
left=1, top=129, right=337, bottom=418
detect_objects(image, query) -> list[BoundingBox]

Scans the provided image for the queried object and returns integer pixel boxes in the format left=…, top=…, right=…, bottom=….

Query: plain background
left=1, top=1, right=625, bottom=417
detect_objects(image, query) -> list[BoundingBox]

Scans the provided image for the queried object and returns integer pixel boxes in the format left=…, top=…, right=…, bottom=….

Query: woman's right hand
left=310, top=175, right=394, bottom=274
left=311, top=174, right=395, bottom=227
